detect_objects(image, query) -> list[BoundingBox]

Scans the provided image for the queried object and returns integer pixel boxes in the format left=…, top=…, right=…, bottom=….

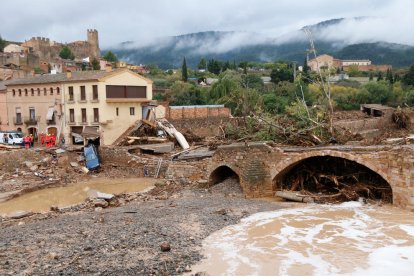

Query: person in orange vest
left=24, top=135, right=30, bottom=149
left=45, top=134, right=51, bottom=148
left=51, top=134, right=56, bottom=147
left=40, top=133, right=45, bottom=146
left=29, top=134, right=34, bottom=148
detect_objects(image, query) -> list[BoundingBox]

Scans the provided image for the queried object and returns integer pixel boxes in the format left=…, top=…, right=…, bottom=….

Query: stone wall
left=335, top=111, right=393, bottom=133
left=170, top=117, right=234, bottom=138
left=166, top=106, right=230, bottom=120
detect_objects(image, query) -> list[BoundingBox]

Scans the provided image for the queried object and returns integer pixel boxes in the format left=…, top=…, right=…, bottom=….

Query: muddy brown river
left=0, top=178, right=156, bottom=216
left=190, top=202, right=414, bottom=276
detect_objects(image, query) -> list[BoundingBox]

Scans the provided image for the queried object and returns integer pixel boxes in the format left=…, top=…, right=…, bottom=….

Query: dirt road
left=0, top=189, right=282, bottom=275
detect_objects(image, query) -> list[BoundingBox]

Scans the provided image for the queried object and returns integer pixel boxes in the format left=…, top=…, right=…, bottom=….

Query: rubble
left=160, top=241, right=171, bottom=252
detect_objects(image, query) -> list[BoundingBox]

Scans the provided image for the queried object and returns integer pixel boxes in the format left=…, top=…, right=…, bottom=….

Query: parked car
left=0, top=131, right=24, bottom=145
left=83, top=143, right=101, bottom=170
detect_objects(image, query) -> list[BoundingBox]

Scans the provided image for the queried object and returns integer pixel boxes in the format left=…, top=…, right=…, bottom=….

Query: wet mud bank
left=0, top=190, right=283, bottom=275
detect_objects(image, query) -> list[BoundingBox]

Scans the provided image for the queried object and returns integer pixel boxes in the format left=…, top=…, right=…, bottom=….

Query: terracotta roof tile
left=5, top=69, right=125, bottom=86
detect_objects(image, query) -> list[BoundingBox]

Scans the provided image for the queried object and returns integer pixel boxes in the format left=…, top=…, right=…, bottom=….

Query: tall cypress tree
left=181, top=57, right=188, bottom=82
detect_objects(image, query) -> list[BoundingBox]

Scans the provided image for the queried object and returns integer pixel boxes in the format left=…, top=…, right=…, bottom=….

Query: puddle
left=0, top=178, right=158, bottom=215
left=190, top=202, right=414, bottom=276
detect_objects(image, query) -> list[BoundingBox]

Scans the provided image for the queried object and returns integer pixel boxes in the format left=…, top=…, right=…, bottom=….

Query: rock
left=7, top=211, right=34, bottom=219
left=55, top=148, right=66, bottom=154
left=214, top=208, right=227, bottom=215
left=41, top=157, right=51, bottom=163
left=92, top=199, right=108, bottom=208
left=195, top=272, right=210, bottom=276
left=198, top=180, right=208, bottom=184
left=160, top=242, right=171, bottom=252
left=87, top=189, right=114, bottom=200
left=81, top=167, right=89, bottom=174
left=184, top=265, right=191, bottom=272
left=30, top=165, right=38, bottom=172
left=94, top=207, right=103, bottom=212
left=24, top=161, right=33, bottom=168
left=70, top=162, right=79, bottom=167
left=48, top=252, right=59, bottom=260
left=78, top=156, right=85, bottom=162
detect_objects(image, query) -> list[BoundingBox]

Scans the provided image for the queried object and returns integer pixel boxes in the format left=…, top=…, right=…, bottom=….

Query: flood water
left=191, top=202, right=414, bottom=276
left=0, top=178, right=157, bottom=216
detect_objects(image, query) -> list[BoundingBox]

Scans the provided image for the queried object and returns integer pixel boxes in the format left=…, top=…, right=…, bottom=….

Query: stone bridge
left=207, top=142, right=414, bottom=210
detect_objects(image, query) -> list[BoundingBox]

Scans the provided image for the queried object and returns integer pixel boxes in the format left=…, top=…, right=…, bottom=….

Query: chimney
left=66, top=71, right=72, bottom=79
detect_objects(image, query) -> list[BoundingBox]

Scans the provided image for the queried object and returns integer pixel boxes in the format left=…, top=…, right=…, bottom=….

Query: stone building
left=62, top=68, right=152, bottom=145
left=308, top=54, right=392, bottom=73
left=0, top=81, right=9, bottom=130
left=3, top=69, right=153, bottom=145
left=4, top=76, right=63, bottom=137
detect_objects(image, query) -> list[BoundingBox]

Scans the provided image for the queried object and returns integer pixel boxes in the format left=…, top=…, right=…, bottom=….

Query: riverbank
left=0, top=189, right=283, bottom=275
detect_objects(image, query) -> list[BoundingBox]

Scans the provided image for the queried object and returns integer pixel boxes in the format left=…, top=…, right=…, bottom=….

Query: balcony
left=90, top=116, right=100, bottom=125
left=24, top=116, right=40, bottom=125
left=47, top=118, right=56, bottom=125
left=13, top=117, right=23, bottom=125
left=78, top=116, right=88, bottom=125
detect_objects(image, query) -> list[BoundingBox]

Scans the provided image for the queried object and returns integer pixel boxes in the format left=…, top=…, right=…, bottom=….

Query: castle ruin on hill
left=21, top=29, right=100, bottom=60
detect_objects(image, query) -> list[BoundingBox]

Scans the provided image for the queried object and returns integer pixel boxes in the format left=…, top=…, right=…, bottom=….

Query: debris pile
left=276, top=156, right=393, bottom=204
left=392, top=108, right=410, bottom=129
left=119, top=107, right=190, bottom=152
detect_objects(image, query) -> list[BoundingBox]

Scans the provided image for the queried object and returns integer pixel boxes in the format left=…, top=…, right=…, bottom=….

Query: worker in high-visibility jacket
left=40, top=133, right=45, bottom=146
left=45, top=134, right=51, bottom=148
left=23, top=135, right=30, bottom=149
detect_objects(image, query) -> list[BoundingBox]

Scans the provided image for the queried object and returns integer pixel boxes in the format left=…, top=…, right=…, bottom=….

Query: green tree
left=209, top=71, right=241, bottom=100
left=402, top=65, right=414, bottom=86
left=103, top=51, right=118, bottom=62
left=239, top=61, right=248, bottom=74
left=386, top=68, right=394, bottom=84
left=198, top=58, right=207, bottom=70
left=91, top=58, right=100, bottom=70
left=207, top=59, right=222, bottom=75
left=377, top=71, right=384, bottom=81
left=0, top=35, right=7, bottom=52
left=59, top=46, right=74, bottom=60
left=181, top=57, right=188, bottom=82
left=241, top=74, right=264, bottom=90
left=360, top=81, right=391, bottom=104
left=270, top=66, right=294, bottom=84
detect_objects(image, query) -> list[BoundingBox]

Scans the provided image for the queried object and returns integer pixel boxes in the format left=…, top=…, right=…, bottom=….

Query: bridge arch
left=272, top=151, right=393, bottom=203
left=209, top=164, right=241, bottom=186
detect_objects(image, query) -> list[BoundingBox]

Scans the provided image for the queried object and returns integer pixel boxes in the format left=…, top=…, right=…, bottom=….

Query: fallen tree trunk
left=276, top=191, right=315, bottom=203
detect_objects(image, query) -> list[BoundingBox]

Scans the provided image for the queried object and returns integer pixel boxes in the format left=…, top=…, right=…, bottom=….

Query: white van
left=0, top=131, right=24, bottom=145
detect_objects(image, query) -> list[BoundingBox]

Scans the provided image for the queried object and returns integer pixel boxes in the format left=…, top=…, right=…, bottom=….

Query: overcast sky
left=1, top=0, right=413, bottom=48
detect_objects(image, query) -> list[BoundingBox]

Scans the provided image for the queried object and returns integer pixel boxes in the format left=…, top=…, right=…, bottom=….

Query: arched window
left=56, top=87, right=60, bottom=95
left=24, top=89, right=28, bottom=96
left=12, top=89, right=16, bottom=97
left=44, top=88, right=47, bottom=95
left=31, top=88, right=34, bottom=96
left=50, top=87, right=53, bottom=95
left=37, top=88, right=40, bottom=96
left=18, top=89, right=22, bottom=96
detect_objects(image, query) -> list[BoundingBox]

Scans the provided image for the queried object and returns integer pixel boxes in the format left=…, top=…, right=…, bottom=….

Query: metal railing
left=24, top=116, right=40, bottom=125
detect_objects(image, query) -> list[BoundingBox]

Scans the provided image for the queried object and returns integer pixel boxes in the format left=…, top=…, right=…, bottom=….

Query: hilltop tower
left=87, top=29, right=101, bottom=58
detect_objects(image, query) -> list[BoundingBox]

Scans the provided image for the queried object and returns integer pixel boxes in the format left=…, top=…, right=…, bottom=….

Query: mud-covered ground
left=0, top=189, right=282, bottom=275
